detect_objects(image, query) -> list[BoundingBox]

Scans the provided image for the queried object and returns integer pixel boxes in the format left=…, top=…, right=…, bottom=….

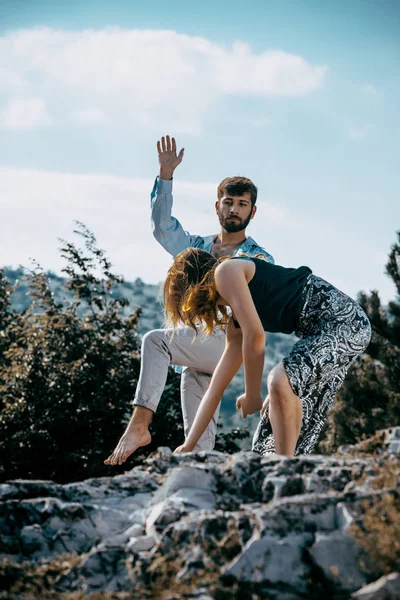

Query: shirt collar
left=240, top=235, right=260, bottom=249
left=202, top=234, right=261, bottom=251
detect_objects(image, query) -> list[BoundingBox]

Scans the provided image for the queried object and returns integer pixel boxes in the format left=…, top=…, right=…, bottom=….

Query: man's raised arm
left=151, top=135, right=197, bottom=257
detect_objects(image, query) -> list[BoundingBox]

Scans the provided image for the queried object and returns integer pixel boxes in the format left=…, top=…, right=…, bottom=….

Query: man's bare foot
left=104, top=426, right=152, bottom=466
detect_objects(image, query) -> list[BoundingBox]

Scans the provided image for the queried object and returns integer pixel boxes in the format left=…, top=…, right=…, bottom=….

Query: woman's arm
left=179, top=319, right=243, bottom=451
left=215, top=259, right=265, bottom=401
left=174, top=259, right=265, bottom=453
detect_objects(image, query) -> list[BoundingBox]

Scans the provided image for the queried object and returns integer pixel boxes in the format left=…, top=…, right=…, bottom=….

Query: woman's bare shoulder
left=215, top=257, right=255, bottom=282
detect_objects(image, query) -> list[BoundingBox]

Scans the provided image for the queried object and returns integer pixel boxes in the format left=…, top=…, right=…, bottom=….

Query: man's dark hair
left=217, top=176, right=258, bottom=207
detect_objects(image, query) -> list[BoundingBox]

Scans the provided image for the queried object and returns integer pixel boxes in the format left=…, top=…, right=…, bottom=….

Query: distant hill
left=3, top=266, right=166, bottom=335
left=2, top=266, right=296, bottom=440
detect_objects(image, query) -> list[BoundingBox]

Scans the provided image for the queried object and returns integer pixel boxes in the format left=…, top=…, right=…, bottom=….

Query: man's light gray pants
left=132, top=327, right=226, bottom=451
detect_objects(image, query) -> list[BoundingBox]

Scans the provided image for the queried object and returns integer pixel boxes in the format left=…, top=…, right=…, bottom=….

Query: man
left=105, top=135, right=274, bottom=466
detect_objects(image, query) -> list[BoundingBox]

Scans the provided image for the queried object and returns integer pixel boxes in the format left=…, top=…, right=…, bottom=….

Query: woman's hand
left=173, top=443, right=194, bottom=454
left=236, top=393, right=263, bottom=418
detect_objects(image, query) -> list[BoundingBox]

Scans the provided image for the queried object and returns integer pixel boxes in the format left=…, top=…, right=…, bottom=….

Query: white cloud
left=0, top=166, right=392, bottom=303
left=0, top=97, right=52, bottom=129
left=0, top=27, right=327, bottom=133
left=0, top=66, right=25, bottom=91
left=218, top=44, right=327, bottom=96
left=73, top=107, right=106, bottom=123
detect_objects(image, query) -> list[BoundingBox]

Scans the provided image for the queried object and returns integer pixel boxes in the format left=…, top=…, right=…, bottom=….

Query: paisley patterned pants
left=252, top=275, right=372, bottom=456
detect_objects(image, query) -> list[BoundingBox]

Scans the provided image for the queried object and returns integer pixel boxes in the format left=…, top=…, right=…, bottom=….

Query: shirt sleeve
left=150, top=176, right=196, bottom=257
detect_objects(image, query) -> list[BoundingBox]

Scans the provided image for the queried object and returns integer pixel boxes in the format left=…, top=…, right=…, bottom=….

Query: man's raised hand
left=157, top=135, right=184, bottom=180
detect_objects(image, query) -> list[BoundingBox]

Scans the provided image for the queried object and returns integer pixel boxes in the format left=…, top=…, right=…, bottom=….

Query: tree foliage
left=0, top=224, right=184, bottom=482
left=317, top=231, right=400, bottom=453
left=0, top=224, right=247, bottom=483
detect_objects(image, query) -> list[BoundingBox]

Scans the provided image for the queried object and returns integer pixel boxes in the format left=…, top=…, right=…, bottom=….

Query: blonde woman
left=162, top=248, right=372, bottom=456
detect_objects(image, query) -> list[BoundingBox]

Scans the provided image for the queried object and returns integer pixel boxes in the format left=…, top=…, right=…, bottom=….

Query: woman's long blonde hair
left=163, top=248, right=229, bottom=336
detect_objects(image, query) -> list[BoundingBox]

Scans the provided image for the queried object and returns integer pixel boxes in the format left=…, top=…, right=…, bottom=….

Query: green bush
left=0, top=223, right=248, bottom=483
left=0, top=223, right=184, bottom=482
left=316, top=231, right=400, bottom=453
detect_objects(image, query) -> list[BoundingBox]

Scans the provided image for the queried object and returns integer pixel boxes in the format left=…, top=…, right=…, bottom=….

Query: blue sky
left=0, top=0, right=399, bottom=302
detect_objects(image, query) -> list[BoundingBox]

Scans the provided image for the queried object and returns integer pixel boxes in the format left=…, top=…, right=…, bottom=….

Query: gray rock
left=155, top=446, right=173, bottom=458
left=166, top=450, right=226, bottom=466
left=257, top=493, right=337, bottom=536
left=0, top=483, right=19, bottom=501
left=1, top=432, right=398, bottom=599
left=62, top=471, right=158, bottom=502
left=336, top=502, right=355, bottom=530
left=223, top=533, right=313, bottom=592
left=128, top=534, right=156, bottom=552
left=262, top=476, right=287, bottom=500
left=310, top=529, right=368, bottom=593
left=107, top=522, right=144, bottom=545
left=169, top=487, right=216, bottom=511
left=87, top=503, right=142, bottom=541
left=153, top=465, right=215, bottom=503
left=58, top=545, right=135, bottom=593
left=277, top=474, right=306, bottom=497
left=20, top=524, right=50, bottom=559
left=51, top=516, right=98, bottom=556
left=352, top=572, right=400, bottom=599
left=3, top=479, right=62, bottom=500
left=338, top=444, right=354, bottom=454
left=146, top=499, right=188, bottom=535
left=175, top=544, right=212, bottom=583
left=3, top=497, right=99, bottom=559
left=304, top=473, right=325, bottom=493
left=385, top=428, right=400, bottom=456
left=388, top=440, right=400, bottom=454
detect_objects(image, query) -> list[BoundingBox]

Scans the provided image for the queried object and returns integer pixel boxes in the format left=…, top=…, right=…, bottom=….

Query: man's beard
left=217, top=211, right=252, bottom=233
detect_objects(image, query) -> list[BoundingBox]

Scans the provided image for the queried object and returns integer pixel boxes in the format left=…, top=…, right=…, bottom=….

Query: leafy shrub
left=316, top=232, right=400, bottom=453
left=0, top=224, right=246, bottom=483
left=0, top=224, right=184, bottom=482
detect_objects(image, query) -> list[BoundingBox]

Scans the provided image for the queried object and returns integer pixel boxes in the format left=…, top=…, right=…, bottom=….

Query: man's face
left=216, top=192, right=255, bottom=233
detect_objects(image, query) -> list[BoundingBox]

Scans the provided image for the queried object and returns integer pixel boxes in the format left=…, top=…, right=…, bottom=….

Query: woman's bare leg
left=267, top=362, right=303, bottom=456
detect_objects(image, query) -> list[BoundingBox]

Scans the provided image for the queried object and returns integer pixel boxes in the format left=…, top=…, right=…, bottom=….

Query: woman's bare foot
left=104, top=425, right=152, bottom=466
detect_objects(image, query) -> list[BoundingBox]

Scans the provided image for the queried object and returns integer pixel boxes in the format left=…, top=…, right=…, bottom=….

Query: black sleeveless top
left=230, top=257, right=312, bottom=334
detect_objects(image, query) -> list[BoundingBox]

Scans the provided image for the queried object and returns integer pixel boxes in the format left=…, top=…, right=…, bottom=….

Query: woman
left=166, top=248, right=371, bottom=456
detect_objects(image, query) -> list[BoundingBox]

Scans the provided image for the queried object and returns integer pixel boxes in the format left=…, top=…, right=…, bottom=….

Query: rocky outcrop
left=1, top=432, right=399, bottom=600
